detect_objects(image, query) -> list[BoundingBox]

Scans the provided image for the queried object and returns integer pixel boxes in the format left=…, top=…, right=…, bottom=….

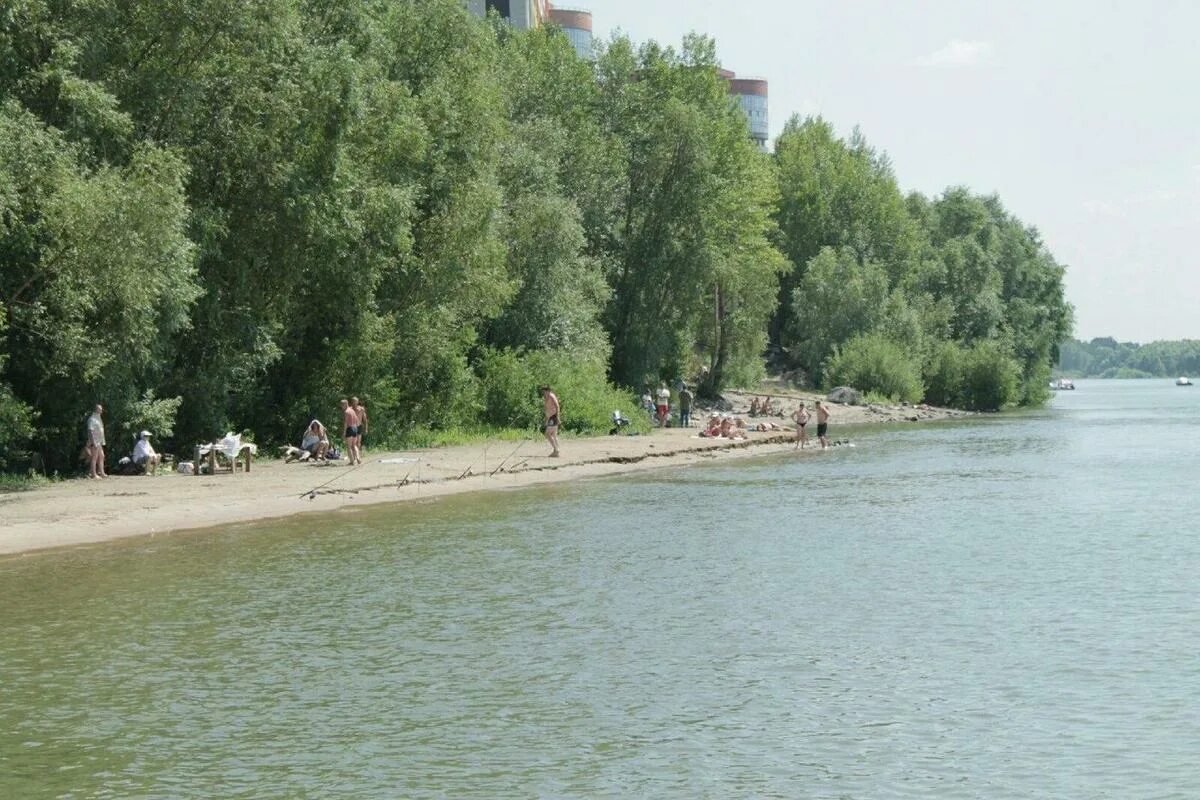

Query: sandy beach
left=0, top=394, right=969, bottom=557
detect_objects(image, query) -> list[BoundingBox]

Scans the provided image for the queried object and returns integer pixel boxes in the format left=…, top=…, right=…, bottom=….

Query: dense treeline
left=1058, top=338, right=1200, bottom=378
left=0, top=0, right=1071, bottom=472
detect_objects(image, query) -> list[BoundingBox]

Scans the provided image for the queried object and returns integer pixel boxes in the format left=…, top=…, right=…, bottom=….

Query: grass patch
left=394, top=425, right=538, bottom=450
left=0, top=472, right=56, bottom=493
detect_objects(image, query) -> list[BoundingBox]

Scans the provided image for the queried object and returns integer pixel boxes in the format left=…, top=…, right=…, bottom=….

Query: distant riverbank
left=0, top=397, right=970, bottom=557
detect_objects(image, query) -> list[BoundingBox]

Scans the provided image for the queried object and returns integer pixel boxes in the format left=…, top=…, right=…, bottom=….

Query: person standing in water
left=539, top=385, right=560, bottom=457
left=792, top=402, right=810, bottom=449
left=815, top=400, right=832, bottom=450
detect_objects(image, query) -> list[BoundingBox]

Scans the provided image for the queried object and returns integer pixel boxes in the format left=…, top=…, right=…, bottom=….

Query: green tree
left=772, top=117, right=920, bottom=352
left=598, top=34, right=786, bottom=393
left=786, top=246, right=890, bottom=379
left=0, top=102, right=198, bottom=468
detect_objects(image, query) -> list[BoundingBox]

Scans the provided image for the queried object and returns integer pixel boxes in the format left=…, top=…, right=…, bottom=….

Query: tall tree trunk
left=701, top=281, right=727, bottom=398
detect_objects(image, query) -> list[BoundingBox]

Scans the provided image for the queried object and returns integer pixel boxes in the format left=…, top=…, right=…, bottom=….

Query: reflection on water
left=2, top=380, right=1200, bottom=798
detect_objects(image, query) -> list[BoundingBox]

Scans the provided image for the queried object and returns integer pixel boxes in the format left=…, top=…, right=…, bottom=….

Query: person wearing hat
left=132, top=430, right=161, bottom=475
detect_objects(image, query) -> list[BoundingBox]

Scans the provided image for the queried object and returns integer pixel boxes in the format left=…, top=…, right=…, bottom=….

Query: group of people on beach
left=298, top=396, right=369, bottom=465
left=748, top=396, right=780, bottom=416
left=84, top=404, right=161, bottom=478
left=696, top=398, right=832, bottom=450
left=640, top=381, right=696, bottom=428
left=81, top=382, right=832, bottom=480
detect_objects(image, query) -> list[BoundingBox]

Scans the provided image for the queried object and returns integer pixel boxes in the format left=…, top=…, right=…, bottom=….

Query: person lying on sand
left=700, top=414, right=723, bottom=437
left=717, top=417, right=745, bottom=440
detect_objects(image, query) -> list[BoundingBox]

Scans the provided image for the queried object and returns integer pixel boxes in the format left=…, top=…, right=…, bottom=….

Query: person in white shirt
left=86, top=404, right=107, bottom=479
left=655, top=383, right=670, bottom=427
left=132, top=430, right=161, bottom=475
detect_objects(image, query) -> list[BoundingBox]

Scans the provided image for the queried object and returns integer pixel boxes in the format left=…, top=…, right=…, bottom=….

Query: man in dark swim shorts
left=539, top=384, right=560, bottom=457
left=340, top=398, right=361, bottom=465
left=815, top=400, right=831, bottom=450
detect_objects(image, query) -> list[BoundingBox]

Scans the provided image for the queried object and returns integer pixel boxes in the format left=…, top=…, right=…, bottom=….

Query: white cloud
left=915, top=39, right=994, bottom=67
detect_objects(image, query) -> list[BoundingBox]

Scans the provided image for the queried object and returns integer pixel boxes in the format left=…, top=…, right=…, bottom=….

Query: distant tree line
left=0, top=0, right=1072, bottom=472
left=1058, top=338, right=1200, bottom=378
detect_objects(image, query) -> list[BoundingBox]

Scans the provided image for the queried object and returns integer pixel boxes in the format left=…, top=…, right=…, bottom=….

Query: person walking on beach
left=352, top=396, right=368, bottom=454
left=792, top=402, right=810, bottom=449
left=679, top=385, right=694, bottom=428
left=656, top=382, right=670, bottom=427
left=86, top=404, right=107, bottom=479
left=340, top=399, right=361, bottom=465
left=540, top=385, right=560, bottom=457
left=816, top=400, right=832, bottom=450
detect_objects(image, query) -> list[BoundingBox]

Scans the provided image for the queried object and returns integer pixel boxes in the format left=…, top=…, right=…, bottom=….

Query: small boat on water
left=1050, top=378, right=1076, bottom=390
left=1177, top=376, right=1193, bottom=386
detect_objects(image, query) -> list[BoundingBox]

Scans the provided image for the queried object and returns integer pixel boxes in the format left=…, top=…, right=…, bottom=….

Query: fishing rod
left=489, top=440, right=524, bottom=476
left=300, top=460, right=366, bottom=500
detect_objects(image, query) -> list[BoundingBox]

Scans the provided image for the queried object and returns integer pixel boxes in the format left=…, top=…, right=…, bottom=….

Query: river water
left=2, top=379, right=1199, bottom=798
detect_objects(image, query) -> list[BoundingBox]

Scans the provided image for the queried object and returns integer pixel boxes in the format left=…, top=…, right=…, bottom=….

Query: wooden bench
left=193, top=442, right=255, bottom=476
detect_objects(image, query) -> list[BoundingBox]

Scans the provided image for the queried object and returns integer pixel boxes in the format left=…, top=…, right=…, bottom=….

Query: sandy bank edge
left=1, top=404, right=970, bottom=558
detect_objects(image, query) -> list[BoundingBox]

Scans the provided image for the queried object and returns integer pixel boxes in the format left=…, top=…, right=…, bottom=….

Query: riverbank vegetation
left=1057, top=338, right=1200, bottom=379
left=0, top=0, right=1072, bottom=472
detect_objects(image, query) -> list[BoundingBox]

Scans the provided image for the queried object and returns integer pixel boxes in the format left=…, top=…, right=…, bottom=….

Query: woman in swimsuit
left=792, top=402, right=810, bottom=449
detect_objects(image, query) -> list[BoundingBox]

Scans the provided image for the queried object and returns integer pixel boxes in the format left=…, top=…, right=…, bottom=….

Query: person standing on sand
left=340, top=399, right=361, bottom=465
left=352, top=396, right=368, bottom=454
left=679, top=385, right=694, bottom=428
left=540, top=385, right=560, bottom=457
left=656, top=382, right=670, bottom=427
left=816, top=400, right=832, bottom=450
left=86, top=404, right=107, bottom=479
left=792, top=402, right=810, bottom=449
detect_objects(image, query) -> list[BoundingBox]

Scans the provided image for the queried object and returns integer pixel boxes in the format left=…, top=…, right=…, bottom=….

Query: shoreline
left=0, top=398, right=971, bottom=558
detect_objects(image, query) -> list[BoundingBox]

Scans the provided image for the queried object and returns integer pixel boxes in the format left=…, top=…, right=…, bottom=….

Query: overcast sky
left=591, top=1, right=1200, bottom=342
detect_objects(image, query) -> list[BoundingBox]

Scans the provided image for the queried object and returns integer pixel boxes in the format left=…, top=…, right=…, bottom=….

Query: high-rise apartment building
left=467, top=3, right=767, bottom=148
left=465, top=0, right=550, bottom=30
left=546, top=6, right=594, bottom=59
left=719, top=69, right=769, bottom=151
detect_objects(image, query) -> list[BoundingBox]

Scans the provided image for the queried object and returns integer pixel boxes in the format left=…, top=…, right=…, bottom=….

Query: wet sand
left=0, top=397, right=969, bottom=556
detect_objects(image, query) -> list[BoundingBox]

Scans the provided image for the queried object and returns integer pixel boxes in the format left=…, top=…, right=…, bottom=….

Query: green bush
left=921, top=339, right=1022, bottom=410
left=476, top=348, right=648, bottom=435
left=922, top=340, right=964, bottom=408
left=959, top=340, right=1021, bottom=411
left=0, top=382, right=34, bottom=470
left=824, top=333, right=924, bottom=403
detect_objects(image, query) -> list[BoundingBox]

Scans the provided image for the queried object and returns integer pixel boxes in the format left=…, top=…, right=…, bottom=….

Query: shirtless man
left=815, top=400, right=831, bottom=450
left=340, top=399, right=361, bottom=465
left=352, top=396, right=368, bottom=454
left=539, top=385, right=560, bottom=457
left=792, top=402, right=810, bottom=449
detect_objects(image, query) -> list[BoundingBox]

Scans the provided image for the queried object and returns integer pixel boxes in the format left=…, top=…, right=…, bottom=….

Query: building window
left=487, top=0, right=511, bottom=17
